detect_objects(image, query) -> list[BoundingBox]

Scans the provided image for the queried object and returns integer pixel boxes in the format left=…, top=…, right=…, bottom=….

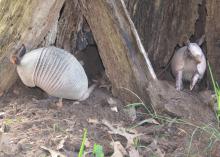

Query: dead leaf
left=133, top=118, right=160, bottom=128
left=111, top=106, right=118, bottom=112
left=0, top=133, right=19, bottom=154
left=128, top=147, right=140, bottom=157
left=41, top=146, right=66, bottom=157
left=177, top=127, right=187, bottom=136
left=124, top=106, right=137, bottom=121
left=148, top=140, right=165, bottom=157
left=57, top=138, right=66, bottom=150
left=102, top=119, right=142, bottom=148
left=0, top=112, right=5, bottom=119
left=111, top=141, right=127, bottom=157
left=87, top=118, right=99, bottom=124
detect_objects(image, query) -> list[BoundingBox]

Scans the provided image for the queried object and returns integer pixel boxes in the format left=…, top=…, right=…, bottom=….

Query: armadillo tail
left=79, top=84, right=97, bottom=101
left=10, top=44, right=26, bottom=65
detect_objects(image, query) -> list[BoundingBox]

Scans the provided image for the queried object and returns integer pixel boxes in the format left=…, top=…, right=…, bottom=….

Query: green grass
left=208, top=61, right=220, bottom=119
left=78, top=128, right=104, bottom=157
left=93, top=143, right=104, bottom=157
left=126, top=102, right=220, bottom=157
left=78, top=128, right=87, bottom=157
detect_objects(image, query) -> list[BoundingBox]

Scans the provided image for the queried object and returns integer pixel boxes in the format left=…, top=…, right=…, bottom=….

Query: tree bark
left=0, top=0, right=65, bottom=92
left=79, top=0, right=158, bottom=106
left=206, top=0, right=220, bottom=82
left=55, top=0, right=81, bottom=52
left=126, top=0, right=203, bottom=72
left=79, top=0, right=214, bottom=123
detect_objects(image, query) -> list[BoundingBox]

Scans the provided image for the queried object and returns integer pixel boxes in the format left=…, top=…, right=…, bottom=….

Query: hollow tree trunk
left=206, top=0, right=220, bottom=82
left=126, top=0, right=203, bottom=72
left=79, top=0, right=214, bottom=123
left=79, top=0, right=158, bottom=106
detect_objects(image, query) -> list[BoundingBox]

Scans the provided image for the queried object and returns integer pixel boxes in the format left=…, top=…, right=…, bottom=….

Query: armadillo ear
left=18, top=44, right=26, bottom=58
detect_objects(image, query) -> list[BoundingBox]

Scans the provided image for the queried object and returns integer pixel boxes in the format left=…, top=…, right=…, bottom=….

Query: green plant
left=127, top=102, right=220, bottom=156
left=208, top=61, right=220, bottom=119
left=78, top=129, right=104, bottom=157
left=93, top=143, right=104, bottom=157
left=78, top=128, right=87, bottom=157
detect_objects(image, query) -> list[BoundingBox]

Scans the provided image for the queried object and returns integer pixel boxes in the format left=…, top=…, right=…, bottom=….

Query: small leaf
left=93, top=143, right=104, bottom=157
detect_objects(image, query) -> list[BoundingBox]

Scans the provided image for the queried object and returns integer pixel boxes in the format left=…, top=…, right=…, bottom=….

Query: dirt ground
left=0, top=80, right=219, bottom=157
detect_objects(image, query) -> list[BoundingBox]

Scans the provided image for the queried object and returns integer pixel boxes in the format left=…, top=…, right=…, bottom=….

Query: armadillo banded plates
left=17, top=46, right=88, bottom=100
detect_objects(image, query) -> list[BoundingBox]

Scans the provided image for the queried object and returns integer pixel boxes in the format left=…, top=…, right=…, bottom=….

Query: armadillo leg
left=79, top=84, right=97, bottom=101
left=176, top=71, right=183, bottom=91
left=56, top=98, right=63, bottom=108
left=190, top=73, right=200, bottom=90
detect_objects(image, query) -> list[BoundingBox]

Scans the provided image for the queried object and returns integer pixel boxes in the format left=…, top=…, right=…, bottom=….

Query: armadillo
left=171, top=41, right=206, bottom=91
left=10, top=44, right=95, bottom=101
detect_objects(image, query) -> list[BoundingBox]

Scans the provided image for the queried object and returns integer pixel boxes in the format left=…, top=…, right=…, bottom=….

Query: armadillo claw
left=190, top=83, right=195, bottom=91
left=176, top=85, right=183, bottom=91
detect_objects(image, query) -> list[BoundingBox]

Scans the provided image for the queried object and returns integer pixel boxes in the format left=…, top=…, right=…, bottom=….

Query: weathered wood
left=78, top=0, right=215, bottom=123
left=126, top=0, right=202, bottom=73
left=0, top=0, right=65, bottom=92
left=79, top=0, right=160, bottom=108
left=56, top=0, right=81, bottom=52
left=206, top=0, right=220, bottom=82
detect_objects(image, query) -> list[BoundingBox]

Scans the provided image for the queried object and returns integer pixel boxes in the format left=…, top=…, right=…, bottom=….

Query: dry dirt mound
left=0, top=81, right=219, bottom=157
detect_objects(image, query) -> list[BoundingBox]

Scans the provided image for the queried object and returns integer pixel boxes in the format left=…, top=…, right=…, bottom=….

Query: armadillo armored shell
left=16, top=46, right=88, bottom=100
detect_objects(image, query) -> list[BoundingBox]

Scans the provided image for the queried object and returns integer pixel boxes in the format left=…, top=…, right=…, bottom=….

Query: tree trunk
left=78, top=0, right=214, bottom=123
left=126, top=0, right=203, bottom=72
left=79, top=0, right=158, bottom=106
left=206, top=0, right=220, bottom=82
left=0, top=0, right=65, bottom=92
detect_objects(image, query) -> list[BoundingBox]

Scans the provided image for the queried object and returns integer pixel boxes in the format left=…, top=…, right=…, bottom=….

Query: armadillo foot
left=190, top=73, right=200, bottom=90
left=176, top=85, right=183, bottom=91
left=79, top=84, right=97, bottom=101
left=56, top=98, right=63, bottom=108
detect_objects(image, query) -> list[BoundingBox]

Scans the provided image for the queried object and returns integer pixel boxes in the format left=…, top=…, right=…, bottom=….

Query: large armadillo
left=171, top=40, right=206, bottom=91
left=10, top=45, right=94, bottom=101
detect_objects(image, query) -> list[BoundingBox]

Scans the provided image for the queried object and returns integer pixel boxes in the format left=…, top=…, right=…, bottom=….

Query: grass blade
left=78, top=128, right=87, bottom=157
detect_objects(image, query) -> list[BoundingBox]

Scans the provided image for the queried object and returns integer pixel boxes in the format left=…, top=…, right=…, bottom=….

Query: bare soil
left=0, top=80, right=219, bottom=157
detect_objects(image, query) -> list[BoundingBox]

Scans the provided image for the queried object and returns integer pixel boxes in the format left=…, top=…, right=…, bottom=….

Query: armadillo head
left=187, top=42, right=207, bottom=84
left=10, top=44, right=26, bottom=65
left=186, top=43, right=203, bottom=63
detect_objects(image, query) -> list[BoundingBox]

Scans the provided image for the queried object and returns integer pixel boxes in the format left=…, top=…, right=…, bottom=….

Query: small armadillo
left=171, top=41, right=206, bottom=91
left=10, top=44, right=95, bottom=101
